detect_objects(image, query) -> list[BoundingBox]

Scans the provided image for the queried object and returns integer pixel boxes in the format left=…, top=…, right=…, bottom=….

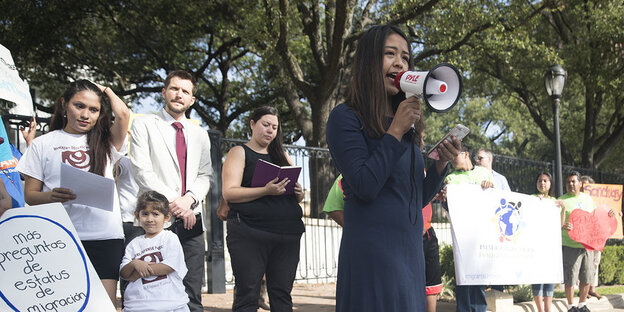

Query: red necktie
left=172, top=122, right=186, bottom=195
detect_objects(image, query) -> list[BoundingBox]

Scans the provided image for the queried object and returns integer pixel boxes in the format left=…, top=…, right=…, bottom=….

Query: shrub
left=439, top=274, right=456, bottom=300
left=509, top=284, right=533, bottom=303
left=599, top=245, right=624, bottom=285
left=439, top=243, right=455, bottom=283
left=439, top=243, right=456, bottom=299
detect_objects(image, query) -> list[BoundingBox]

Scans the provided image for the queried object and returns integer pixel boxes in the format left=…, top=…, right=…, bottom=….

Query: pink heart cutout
left=568, top=208, right=617, bottom=251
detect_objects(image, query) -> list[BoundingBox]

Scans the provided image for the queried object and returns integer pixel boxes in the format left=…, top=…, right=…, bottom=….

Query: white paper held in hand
left=60, top=163, right=115, bottom=211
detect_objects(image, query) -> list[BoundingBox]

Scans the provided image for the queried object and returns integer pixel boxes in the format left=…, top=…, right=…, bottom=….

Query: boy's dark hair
left=566, top=170, right=581, bottom=180
left=136, top=191, right=170, bottom=216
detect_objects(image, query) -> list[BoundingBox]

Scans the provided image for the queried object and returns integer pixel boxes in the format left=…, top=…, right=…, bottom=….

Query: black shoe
left=578, top=306, right=591, bottom=312
left=568, top=307, right=579, bottom=312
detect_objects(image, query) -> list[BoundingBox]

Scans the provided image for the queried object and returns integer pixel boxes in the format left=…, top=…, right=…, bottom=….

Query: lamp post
left=544, top=64, right=567, bottom=197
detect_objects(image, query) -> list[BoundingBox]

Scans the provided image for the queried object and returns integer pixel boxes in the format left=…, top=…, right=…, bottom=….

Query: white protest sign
left=0, top=44, right=34, bottom=116
left=447, top=184, right=563, bottom=285
left=0, top=203, right=116, bottom=312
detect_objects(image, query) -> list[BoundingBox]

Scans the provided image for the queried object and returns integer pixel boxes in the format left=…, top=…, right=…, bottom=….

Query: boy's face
left=137, top=204, right=170, bottom=238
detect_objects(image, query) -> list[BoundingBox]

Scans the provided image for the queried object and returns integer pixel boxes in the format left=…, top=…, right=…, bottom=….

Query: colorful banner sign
left=447, top=184, right=563, bottom=285
left=0, top=203, right=116, bottom=312
left=582, top=183, right=623, bottom=239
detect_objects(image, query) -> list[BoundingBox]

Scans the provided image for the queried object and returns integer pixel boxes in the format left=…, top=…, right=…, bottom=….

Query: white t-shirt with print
left=16, top=129, right=124, bottom=240
left=121, top=230, right=189, bottom=312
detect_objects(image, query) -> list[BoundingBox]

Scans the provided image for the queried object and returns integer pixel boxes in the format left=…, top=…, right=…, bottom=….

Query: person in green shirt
left=323, top=174, right=345, bottom=226
left=440, top=146, right=493, bottom=312
left=444, top=146, right=494, bottom=187
left=559, top=171, right=614, bottom=312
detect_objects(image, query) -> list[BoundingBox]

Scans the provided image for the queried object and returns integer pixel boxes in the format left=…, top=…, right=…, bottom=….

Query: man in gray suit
left=130, top=70, right=213, bottom=311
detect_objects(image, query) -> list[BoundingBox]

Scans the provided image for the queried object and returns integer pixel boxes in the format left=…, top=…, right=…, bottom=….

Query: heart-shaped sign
left=0, top=215, right=90, bottom=312
left=568, top=208, right=617, bottom=251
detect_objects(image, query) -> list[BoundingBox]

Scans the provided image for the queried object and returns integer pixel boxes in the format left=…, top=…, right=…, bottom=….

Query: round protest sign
left=0, top=215, right=90, bottom=312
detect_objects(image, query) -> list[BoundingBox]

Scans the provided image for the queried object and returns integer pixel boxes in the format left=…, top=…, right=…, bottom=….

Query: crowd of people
left=0, top=24, right=619, bottom=312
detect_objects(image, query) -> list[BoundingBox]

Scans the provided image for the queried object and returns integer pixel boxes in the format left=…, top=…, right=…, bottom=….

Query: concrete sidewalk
left=196, top=283, right=624, bottom=311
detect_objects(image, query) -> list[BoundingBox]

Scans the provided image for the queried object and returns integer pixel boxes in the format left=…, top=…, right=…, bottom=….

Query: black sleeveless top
left=227, top=145, right=305, bottom=234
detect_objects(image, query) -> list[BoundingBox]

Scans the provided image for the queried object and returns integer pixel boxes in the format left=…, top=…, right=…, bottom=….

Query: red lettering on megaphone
left=405, top=74, right=420, bottom=82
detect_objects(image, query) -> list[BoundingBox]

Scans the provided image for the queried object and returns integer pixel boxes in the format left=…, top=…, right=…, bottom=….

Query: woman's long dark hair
left=535, top=171, right=554, bottom=197
left=50, top=80, right=112, bottom=176
left=347, top=25, right=412, bottom=138
left=250, top=106, right=289, bottom=166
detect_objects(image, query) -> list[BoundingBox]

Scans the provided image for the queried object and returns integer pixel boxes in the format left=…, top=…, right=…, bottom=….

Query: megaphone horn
left=394, top=63, right=463, bottom=113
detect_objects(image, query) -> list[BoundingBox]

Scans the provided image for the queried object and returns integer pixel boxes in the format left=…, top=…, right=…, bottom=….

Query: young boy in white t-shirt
left=120, top=191, right=189, bottom=312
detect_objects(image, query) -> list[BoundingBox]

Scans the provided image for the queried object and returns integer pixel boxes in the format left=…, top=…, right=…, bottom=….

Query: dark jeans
left=182, top=231, right=206, bottom=312
left=120, top=222, right=145, bottom=306
left=227, top=216, right=302, bottom=312
left=455, top=285, right=487, bottom=312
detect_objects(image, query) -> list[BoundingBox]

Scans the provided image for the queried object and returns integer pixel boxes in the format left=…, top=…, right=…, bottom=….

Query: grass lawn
left=553, top=285, right=624, bottom=298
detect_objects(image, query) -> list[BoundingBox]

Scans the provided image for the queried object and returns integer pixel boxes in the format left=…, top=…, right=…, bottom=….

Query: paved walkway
left=197, top=283, right=624, bottom=312
left=116, top=282, right=624, bottom=311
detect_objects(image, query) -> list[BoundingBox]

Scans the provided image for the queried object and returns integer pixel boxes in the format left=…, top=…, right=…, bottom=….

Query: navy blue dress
left=326, top=104, right=445, bottom=311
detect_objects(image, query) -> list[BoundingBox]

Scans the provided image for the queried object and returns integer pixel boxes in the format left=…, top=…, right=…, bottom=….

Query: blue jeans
left=532, top=284, right=555, bottom=297
left=455, top=285, right=487, bottom=312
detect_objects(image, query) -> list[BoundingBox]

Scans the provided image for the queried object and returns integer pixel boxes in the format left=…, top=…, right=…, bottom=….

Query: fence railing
left=5, top=114, right=622, bottom=289
left=217, top=136, right=624, bottom=286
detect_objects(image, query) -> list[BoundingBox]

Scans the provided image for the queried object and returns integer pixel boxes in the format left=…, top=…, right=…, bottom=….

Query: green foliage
left=599, top=245, right=624, bottom=285
left=439, top=243, right=455, bottom=284
left=2, top=0, right=624, bottom=171
left=509, top=284, right=533, bottom=303
left=439, top=243, right=456, bottom=299
left=440, top=274, right=455, bottom=301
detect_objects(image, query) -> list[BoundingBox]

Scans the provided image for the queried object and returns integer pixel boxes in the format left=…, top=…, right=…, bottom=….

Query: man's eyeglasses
left=474, top=156, right=488, bottom=161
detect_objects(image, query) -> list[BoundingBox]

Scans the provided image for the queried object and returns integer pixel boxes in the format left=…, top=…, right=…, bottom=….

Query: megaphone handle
left=402, top=92, right=420, bottom=132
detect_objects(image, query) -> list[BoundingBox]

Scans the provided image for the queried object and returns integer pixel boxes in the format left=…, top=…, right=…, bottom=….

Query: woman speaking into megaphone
left=326, top=25, right=462, bottom=311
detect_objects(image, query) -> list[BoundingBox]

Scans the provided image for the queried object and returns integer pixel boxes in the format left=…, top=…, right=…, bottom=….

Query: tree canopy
left=1, top=0, right=623, bottom=170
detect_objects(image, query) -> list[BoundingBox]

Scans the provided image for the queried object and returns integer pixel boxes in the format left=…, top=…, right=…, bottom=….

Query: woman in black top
left=222, top=106, right=304, bottom=312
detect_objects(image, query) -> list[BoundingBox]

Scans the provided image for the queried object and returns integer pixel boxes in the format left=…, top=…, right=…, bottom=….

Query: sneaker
left=578, top=306, right=591, bottom=312
left=568, top=307, right=579, bottom=312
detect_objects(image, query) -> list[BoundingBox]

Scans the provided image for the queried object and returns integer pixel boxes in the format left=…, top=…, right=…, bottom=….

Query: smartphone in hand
left=427, top=124, right=470, bottom=160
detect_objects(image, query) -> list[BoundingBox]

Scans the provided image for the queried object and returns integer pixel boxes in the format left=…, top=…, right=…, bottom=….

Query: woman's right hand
left=387, top=97, right=422, bottom=141
left=264, top=177, right=290, bottom=196
left=49, top=187, right=77, bottom=203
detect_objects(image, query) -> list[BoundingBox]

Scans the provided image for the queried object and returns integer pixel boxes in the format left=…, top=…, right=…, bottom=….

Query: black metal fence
left=216, top=136, right=624, bottom=286
left=5, top=115, right=623, bottom=289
